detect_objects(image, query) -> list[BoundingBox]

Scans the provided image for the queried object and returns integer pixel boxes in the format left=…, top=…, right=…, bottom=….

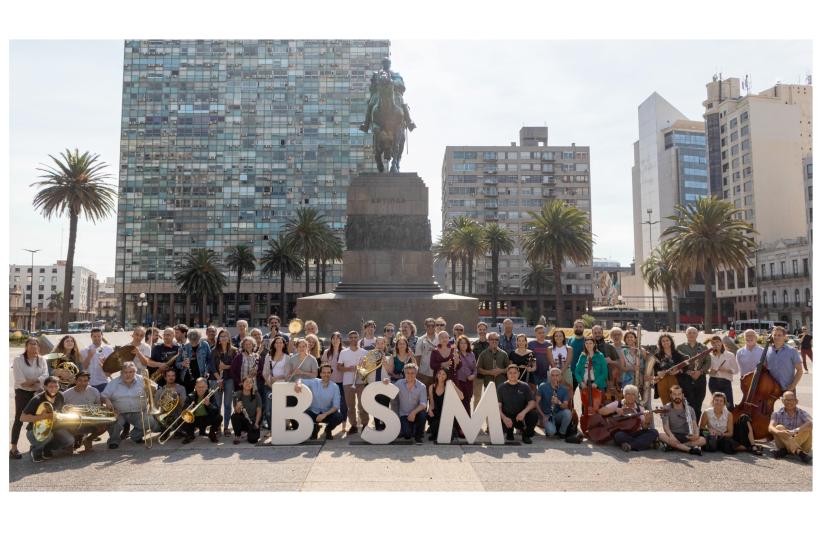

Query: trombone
left=157, top=387, right=219, bottom=444
left=139, top=374, right=159, bottom=448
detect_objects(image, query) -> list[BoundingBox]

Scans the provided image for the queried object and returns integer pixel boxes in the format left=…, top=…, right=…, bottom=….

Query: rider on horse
left=360, top=57, right=416, bottom=133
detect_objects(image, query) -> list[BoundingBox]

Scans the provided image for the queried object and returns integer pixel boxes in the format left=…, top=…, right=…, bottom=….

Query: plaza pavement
left=8, top=349, right=813, bottom=492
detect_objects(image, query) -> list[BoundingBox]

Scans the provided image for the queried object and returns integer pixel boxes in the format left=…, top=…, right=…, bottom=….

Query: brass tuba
left=355, top=349, right=385, bottom=385
left=32, top=401, right=117, bottom=443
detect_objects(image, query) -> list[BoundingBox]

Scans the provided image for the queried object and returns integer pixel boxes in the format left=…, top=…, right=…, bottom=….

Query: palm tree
left=260, top=234, right=304, bottom=320
left=316, top=232, right=344, bottom=294
left=284, top=207, right=330, bottom=295
left=48, top=291, right=64, bottom=328
left=662, top=197, right=756, bottom=331
left=225, top=244, right=257, bottom=323
left=523, top=261, right=553, bottom=321
left=31, top=149, right=116, bottom=333
left=641, top=240, right=690, bottom=331
left=451, top=217, right=485, bottom=295
left=521, top=200, right=594, bottom=327
left=174, top=249, right=227, bottom=325
left=433, top=230, right=460, bottom=293
left=482, top=223, right=515, bottom=326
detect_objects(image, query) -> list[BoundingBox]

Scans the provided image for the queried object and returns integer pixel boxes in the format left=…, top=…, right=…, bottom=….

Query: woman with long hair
left=427, top=368, right=463, bottom=441
left=621, top=330, right=649, bottom=388
left=211, top=329, right=238, bottom=436
left=322, top=332, right=346, bottom=424
left=399, top=319, right=418, bottom=353
left=262, top=335, right=289, bottom=429
left=551, top=329, right=574, bottom=393
left=509, top=333, right=537, bottom=390
left=574, top=337, right=608, bottom=391
left=430, top=331, right=459, bottom=381
left=651, top=333, right=686, bottom=400
left=231, top=376, right=262, bottom=445
left=454, top=335, right=476, bottom=413
left=390, top=335, right=416, bottom=382
left=305, top=334, right=322, bottom=361
left=10, top=338, right=48, bottom=459
left=54, top=335, right=83, bottom=367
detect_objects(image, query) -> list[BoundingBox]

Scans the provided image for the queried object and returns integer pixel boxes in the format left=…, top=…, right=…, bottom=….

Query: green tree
left=316, top=232, right=343, bottom=294
left=260, top=234, right=304, bottom=320
left=31, top=149, right=116, bottom=333
left=48, top=291, right=64, bottom=328
left=225, top=244, right=257, bottom=323
left=662, top=197, right=756, bottom=331
left=285, top=207, right=330, bottom=295
left=522, top=200, right=594, bottom=327
left=482, top=223, right=515, bottom=326
left=451, top=217, right=485, bottom=295
left=641, top=239, right=690, bottom=331
left=523, top=260, right=553, bottom=321
left=174, top=249, right=227, bottom=325
left=433, top=230, right=460, bottom=294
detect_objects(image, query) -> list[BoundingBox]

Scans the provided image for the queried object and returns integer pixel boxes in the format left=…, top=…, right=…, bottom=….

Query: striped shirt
left=771, top=407, right=811, bottom=430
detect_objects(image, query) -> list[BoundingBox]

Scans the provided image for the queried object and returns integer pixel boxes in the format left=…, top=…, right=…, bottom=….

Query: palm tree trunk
left=280, top=266, right=287, bottom=320
left=60, top=213, right=78, bottom=333
left=202, top=293, right=207, bottom=326
left=304, top=256, right=310, bottom=294
left=234, top=268, right=242, bottom=322
left=450, top=255, right=457, bottom=293
left=491, top=249, right=499, bottom=326
left=315, top=259, right=320, bottom=294
left=461, top=256, right=467, bottom=295
left=468, top=252, right=474, bottom=294
left=554, top=263, right=564, bottom=327
left=665, top=285, right=675, bottom=331
left=537, top=281, right=543, bottom=321
left=321, top=258, right=327, bottom=293
left=703, top=265, right=713, bottom=332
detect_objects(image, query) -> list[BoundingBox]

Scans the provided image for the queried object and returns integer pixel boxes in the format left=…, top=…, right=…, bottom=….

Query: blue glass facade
left=116, top=39, right=390, bottom=325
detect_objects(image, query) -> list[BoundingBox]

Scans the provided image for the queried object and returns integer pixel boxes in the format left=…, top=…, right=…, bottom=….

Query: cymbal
left=102, top=344, right=137, bottom=375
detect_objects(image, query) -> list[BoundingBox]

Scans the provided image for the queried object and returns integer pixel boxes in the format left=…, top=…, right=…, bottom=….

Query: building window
left=806, top=288, right=811, bottom=305
left=780, top=261, right=785, bottom=276
left=807, top=163, right=813, bottom=179
left=761, top=264, right=766, bottom=278
left=763, top=292, right=768, bottom=306
left=718, top=271, right=726, bottom=290
left=772, top=291, right=777, bottom=305
left=727, top=271, right=735, bottom=290
left=748, top=266, right=756, bottom=284
left=740, top=111, right=749, bottom=123
left=769, top=263, right=774, bottom=277
left=783, top=290, right=789, bottom=306
left=792, top=259, right=798, bottom=275
left=803, top=258, right=809, bottom=275
left=795, top=289, right=801, bottom=306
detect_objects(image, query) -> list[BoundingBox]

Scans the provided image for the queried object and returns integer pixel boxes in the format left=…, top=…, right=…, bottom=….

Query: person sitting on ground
left=768, top=391, right=812, bottom=464
left=231, top=376, right=262, bottom=445
left=598, top=384, right=658, bottom=452
left=657, top=385, right=706, bottom=456
left=699, top=392, right=737, bottom=454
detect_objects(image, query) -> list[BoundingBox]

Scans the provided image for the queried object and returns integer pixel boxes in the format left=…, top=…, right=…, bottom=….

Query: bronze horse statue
left=371, top=70, right=406, bottom=173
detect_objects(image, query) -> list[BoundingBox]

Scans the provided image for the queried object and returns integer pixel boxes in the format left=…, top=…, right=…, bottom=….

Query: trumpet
left=157, top=387, right=219, bottom=444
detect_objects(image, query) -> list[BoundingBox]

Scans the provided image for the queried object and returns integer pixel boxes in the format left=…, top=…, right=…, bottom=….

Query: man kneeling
left=498, top=364, right=539, bottom=444
left=181, top=378, right=221, bottom=444
left=20, top=376, right=75, bottom=462
left=536, top=368, right=573, bottom=440
left=294, top=364, right=343, bottom=440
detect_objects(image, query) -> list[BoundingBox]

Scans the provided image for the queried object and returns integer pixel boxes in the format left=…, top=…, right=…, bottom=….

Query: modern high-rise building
left=115, top=39, right=390, bottom=327
left=625, top=93, right=709, bottom=323
left=703, top=77, right=812, bottom=323
left=8, top=260, right=99, bottom=329
left=441, top=126, right=593, bottom=322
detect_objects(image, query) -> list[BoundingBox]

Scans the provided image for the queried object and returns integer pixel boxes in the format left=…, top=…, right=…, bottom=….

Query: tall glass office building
left=116, top=39, right=390, bottom=327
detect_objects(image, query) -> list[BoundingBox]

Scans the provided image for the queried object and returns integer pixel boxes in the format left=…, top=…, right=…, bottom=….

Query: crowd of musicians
left=10, top=315, right=812, bottom=465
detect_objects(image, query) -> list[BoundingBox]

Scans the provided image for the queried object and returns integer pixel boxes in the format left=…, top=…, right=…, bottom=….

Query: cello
left=579, top=356, right=603, bottom=437
left=733, top=335, right=781, bottom=440
left=587, top=408, right=668, bottom=444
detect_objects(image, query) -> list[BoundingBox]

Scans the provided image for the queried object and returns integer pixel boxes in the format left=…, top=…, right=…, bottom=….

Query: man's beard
left=574, top=329, right=583, bottom=336
left=674, top=397, right=683, bottom=404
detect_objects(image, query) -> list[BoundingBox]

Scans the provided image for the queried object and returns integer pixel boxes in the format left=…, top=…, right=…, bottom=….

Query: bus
left=67, top=321, right=92, bottom=333
left=733, top=319, right=789, bottom=334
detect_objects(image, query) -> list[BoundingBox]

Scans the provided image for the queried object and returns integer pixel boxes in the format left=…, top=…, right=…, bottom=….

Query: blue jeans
left=26, top=428, right=74, bottom=456
left=543, top=408, right=573, bottom=436
left=107, top=412, right=158, bottom=446
left=220, top=378, right=234, bottom=429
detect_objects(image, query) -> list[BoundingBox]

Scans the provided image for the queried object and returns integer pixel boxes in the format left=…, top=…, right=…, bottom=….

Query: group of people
left=9, top=315, right=812, bottom=466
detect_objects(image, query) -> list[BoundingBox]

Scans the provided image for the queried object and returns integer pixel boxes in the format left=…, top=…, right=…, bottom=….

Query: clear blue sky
left=9, top=40, right=811, bottom=278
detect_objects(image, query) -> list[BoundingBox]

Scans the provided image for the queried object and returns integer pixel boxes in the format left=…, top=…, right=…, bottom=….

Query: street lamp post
left=23, top=248, right=41, bottom=332
left=641, top=208, right=660, bottom=316
left=137, top=292, right=148, bottom=327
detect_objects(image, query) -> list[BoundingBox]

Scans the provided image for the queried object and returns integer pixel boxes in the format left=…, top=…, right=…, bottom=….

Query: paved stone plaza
left=8, top=350, right=813, bottom=491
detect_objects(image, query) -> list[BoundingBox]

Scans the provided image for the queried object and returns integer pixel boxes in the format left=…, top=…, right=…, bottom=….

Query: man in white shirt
left=735, top=329, right=763, bottom=391
left=84, top=328, right=114, bottom=393
left=128, top=326, right=153, bottom=374
left=339, top=331, right=368, bottom=434
left=414, top=317, right=438, bottom=386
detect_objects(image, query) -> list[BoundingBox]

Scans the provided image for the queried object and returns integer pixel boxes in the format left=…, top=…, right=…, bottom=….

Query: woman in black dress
left=509, top=334, right=537, bottom=390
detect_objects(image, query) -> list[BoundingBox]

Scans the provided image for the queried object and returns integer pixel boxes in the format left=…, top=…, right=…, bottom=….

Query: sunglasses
left=454, top=328, right=464, bottom=331
left=384, top=328, right=395, bottom=332
left=436, top=323, right=445, bottom=327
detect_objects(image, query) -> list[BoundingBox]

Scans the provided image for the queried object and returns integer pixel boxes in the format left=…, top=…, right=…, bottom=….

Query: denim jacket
left=176, top=342, right=214, bottom=382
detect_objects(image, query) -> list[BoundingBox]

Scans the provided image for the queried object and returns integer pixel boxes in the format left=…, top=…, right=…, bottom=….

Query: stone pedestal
left=297, top=172, right=478, bottom=334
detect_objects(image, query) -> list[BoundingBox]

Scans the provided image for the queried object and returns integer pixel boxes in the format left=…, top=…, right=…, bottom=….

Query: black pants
left=400, top=414, right=426, bottom=441
left=732, top=414, right=754, bottom=450
left=336, top=382, right=347, bottom=423
left=677, top=373, right=706, bottom=414
left=307, top=410, right=343, bottom=436
left=708, top=377, right=734, bottom=410
left=705, top=434, right=737, bottom=454
left=12, top=389, right=35, bottom=445
left=181, top=411, right=221, bottom=437
left=502, top=409, right=539, bottom=438
left=613, top=428, right=659, bottom=451
left=230, top=412, right=260, bottom=443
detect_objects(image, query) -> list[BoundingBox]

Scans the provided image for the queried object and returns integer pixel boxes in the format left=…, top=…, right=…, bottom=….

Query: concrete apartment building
left=8, top=260, right=99, bottom=330
left=703, top=77, right=812, bottom=326
left=96, top=277, right=119, bottom=327
left=623, top=93, right=709, bottom=324
left=441, top=126, right=594, bottom=322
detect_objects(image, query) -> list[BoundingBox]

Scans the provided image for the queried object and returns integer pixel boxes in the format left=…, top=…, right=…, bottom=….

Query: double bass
left=579, top=356, right=603, bottom=437
left=733, top=335, right=781, bottom=440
